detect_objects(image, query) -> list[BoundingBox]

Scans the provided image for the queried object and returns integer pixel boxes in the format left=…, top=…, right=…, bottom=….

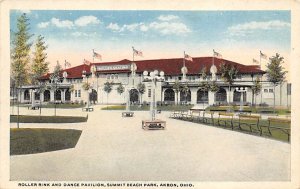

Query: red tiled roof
left=40, top=57, right=264, bottom=80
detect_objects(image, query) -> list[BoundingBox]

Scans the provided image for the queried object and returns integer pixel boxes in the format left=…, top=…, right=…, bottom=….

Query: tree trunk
left=273, top=85, right=276, bottom=113
left=17, top=88, right=20, bottom=129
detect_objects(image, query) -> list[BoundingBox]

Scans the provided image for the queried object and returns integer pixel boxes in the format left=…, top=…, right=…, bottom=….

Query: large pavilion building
left=17, top=57, right=291, bottom=107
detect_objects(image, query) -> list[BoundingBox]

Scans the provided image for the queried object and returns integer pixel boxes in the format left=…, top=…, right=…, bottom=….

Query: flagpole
left=259, top=50, right=262, bottom=105
left=213, top=49, right=215, bottom=65
left=183, top=51, right=185, bottom=67
left=64, top=60, right=66, bottom=70
left=132, top=47, right=134, bottom=62
left=93, top=49, right=95, bottom=63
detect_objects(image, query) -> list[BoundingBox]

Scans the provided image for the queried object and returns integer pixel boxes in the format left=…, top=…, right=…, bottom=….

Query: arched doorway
left=65, top=89, right=71, bottom=101
left=44, top=90, right=50, bottom=102
left=164, top=89, right=175, bottom=103
left=35, top=92, right=40, bottom=100
left=197, top=89, right=208, bottom=103
left=129, top=89, right=139, bottom=104
left=55, top=90, right=61, bottom=101
left=215, top=88, right=227, bottom=103
left=180, top=89, right=191, bottom=103
left=24, top=90, right=30, bottom=100
left=89, top=89, right=97, bottom=104
left=233, top=89, right=246, bottom=103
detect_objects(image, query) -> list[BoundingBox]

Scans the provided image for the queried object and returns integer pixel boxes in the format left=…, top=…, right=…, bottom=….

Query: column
left=61, top=89, right=65, bottom=103
left=208, top=91, right=215, bottom=105
left=50, top=90, right=55, bottom=102
left=246, top=88, right=252, bottom=105
left=40, top=92, right=44, bottom=102
left=226, top=88, right=234, bottom=104
left=190, top=88, right=197, bottom=105
left=31, top=90, right=35, bottom=106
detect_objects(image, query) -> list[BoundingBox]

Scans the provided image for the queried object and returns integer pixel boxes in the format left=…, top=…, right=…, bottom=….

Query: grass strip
left=10, top=128, right=82, bottom=155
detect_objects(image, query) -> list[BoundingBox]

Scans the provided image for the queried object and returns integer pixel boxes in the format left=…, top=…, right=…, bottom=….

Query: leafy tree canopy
left=266, top=53, right=287, bottom=86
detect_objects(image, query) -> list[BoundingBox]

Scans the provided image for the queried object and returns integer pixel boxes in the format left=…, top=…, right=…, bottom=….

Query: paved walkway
left=10, top=106, right=290, bottom=181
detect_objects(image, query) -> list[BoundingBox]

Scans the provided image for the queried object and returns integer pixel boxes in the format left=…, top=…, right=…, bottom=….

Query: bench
left=258, top=109, right=276, bottom=114
left=28, top=105, right=40, bottom=110
left=82, top=107, right=94, bottom=112
left=170, top=110, right=182, bottom=118
left=236, top=114, right=261, bottom=133
left=122, top=111, right=134, bottom=117
left=202, top=111, right=215, bottom=125
left=260, top=117, right=291, bottom=141
left=217, top=112, right=234, bottom=130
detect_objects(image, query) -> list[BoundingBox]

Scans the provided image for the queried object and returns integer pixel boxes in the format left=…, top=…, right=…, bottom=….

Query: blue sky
left=10, top=10, right=291, bottom=71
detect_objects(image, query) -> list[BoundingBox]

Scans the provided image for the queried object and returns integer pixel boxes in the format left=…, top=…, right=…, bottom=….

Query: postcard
left=1, top=0, right=299, bottom=189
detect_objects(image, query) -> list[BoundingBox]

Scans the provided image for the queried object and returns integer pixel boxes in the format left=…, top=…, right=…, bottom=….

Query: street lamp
left=82, top=70, right=90, bottom=110
left=142, top=70, right=166, bottom=130
left=235, top=87, right=248, bottom=112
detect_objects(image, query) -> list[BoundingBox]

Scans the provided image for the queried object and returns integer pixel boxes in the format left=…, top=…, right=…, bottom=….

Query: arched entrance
left=44, top=90, right=50, bottom=102
left=89, top=89, right=97, bottom=104
left=24, top=90, right=30, bottom=100
left=65, top=89, right=71, bottom=101
left=233, top=89, right=246, bottom=103
left=129, top=89, right=139, bottom=104
left=197, top=89, right=208, bottom=103
left=55, top=90, right=61, bottom=101
left=164, top=89, right=175, bottom=103
left=215, top=88, right=227, bottom=103
left=35, top=92, right=40, bottom=100
left=180, top=89, right=191, bottom=103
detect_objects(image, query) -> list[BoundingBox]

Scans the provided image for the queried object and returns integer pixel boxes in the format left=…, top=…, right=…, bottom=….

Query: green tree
left=36, top=82, right=47, bottom=118
left=251, top=76, right=262, bottom=106
left=50, top=62, right=62, bottom=116
left=199, top=67, right=209, bottom=104
left=209, top=81, right=219, bottom=93
left=137, top=82, right=146, bottom=105
left=31, top=35, right=49, bottom=84
left=220, top=63, right=239, bottom=104
left=104, top=81, right=113, bottom=107
left=116, top=83, right=125, bottom=103
left=266, top=53, right=287, bottom=111
left=11, top=13, right=33, bottom=128
left=173, top=80, right=181, bottom=105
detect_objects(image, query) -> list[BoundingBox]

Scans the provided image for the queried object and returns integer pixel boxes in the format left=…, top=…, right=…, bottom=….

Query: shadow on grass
left=10, top=115, right=88, bottom=123
left=10, top=128, right=82, bottom=155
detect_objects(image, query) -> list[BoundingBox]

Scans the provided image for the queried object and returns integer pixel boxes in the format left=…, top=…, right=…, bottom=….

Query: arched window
left=180, top=89, right=191, bottom=102
left=164, top=89, right=175, bottom=102
left=129, top=89, right=139, bottom=104
left=55, top=90, right=61, bottom=101
left=44, top=90, right=50, bottom=102
left=197, top=90, right=208, bottom=103
left=65, top=89, right=71, bottom=101
left=215, top=88, right=227, bottom=102
left=24, top=90, right=30, bottom=100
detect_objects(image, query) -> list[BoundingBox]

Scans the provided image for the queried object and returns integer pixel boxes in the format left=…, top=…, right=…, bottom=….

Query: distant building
left=16, top=57, right=291, bottom=107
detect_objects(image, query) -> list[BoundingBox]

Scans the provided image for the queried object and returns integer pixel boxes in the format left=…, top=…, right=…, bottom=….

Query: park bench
left=170, top=110, right=182, bottom=118
left=257, top=109, right=276, bottom=114
left=202, top=111, right=215, bottom=125
left=28, top=104, right=40, bottom=110
left=122, top=111, right=134, bottom=117
left=236, top=114, right=261, bottom=133
left=260, top=117, right=291, bottom=142
left=82, top=107, right=94, bottom=112
left=217, top=112, right=234, bottom=130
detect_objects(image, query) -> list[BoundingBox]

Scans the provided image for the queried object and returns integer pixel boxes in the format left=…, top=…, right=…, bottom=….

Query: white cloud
left=148, top=21, right=191, bottom=35
left=106, top=21, right=190, bottom=35
left=71, top=32, right=88, bottom=37
left=157, top=15, right=179, bottom=21
left=51, top=18, right=74, bottom=29
left=37, top=22, right=49, bottom=29
left=140, top=24, right=148, bottom=32
left=120, top=23, right=140, bottom=32
left=74, top=16, right=100, bottom=27
left=228, top=20, right=290, bottom=36
left=106, top=23, right=120, bottom=31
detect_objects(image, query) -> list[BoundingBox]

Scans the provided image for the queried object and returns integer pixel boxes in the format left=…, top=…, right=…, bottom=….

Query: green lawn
left=102, top=104, right=193, bottom=111
left=206, top=106, right=291, bottom=115
left=10, top=128, right=82, bottom=155
left=11, top=103, right=85, bottom=109
left=174, top=117, right=290, bottom=142
left=10, top=115, right=88, bottom=123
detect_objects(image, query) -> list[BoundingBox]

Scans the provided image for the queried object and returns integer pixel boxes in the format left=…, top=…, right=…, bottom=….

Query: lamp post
left=142, top=70, right=166, bottom=130
left=235, top=87, right=248, bottom=112
left=82, top=70, right=90, bottom=109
